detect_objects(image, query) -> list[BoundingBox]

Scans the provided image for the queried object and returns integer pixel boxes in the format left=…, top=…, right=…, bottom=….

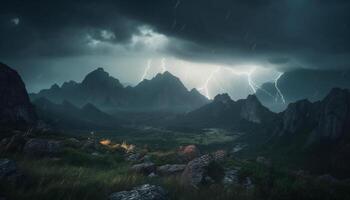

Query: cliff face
left=274, top=88, right=350, bottom=145
left=0, top=63, right=37, bottom=130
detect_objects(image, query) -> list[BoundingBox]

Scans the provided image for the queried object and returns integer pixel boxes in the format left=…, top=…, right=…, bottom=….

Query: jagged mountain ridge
left=274, top=88, right=350, bottom=145
left=173, top=93, right=277, bottom=129
left=31, top=68, right=209, bottom=112
left=256, top=69, right=350, bottom=112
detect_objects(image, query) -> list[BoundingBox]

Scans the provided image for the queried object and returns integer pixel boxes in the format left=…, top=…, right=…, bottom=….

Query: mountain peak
left=154, top=71, right=178, bottom=80
left=81, top=67, right=123, bottom=90
left=213, top=93, right=232, bottom=104
left=246, top=94, right=260, bottom=103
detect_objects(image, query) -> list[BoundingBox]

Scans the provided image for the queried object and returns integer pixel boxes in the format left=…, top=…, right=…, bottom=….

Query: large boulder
left=130, top=162, right=156, bottom=175
left=157, top=164, right=186, bottom=176
left=109, top=184, right=168, bottom=200
left=23, top=139, right=63, bottom=156
left=0, top=63, right=37, bottom=131
left=180, top=154, right=224, bottom=187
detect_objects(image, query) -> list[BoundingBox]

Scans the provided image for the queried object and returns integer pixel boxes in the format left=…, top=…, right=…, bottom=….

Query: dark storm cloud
left=1, top=0, right=350, bottom=70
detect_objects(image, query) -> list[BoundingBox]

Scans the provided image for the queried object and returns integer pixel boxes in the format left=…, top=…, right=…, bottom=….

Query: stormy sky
left=1, top=0, right=350, bottom=99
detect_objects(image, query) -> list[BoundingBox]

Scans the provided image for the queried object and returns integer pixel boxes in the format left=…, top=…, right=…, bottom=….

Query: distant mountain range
left=172, top=93, right=278, bottom=130
left=256, top=69, right=350, bottom=112
left=33, top=98, right=120, bottom=130
left=30, top=68, right=209, bottom=113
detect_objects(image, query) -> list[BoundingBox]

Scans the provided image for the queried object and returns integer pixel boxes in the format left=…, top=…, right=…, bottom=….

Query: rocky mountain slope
left=174, top=93, right=277, bottom=130
left=33, top=98, right=119, bottom=130
left=256, top=69, right=350, bottom=112
left=31, top=68, right=209, bottom=113
left=0, top=63, right=37, bottom=131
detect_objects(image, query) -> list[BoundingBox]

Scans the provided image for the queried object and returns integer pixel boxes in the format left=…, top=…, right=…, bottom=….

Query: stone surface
left=222, top=169, right=239, bottom=186
left=130, top=162, right=156, bottom=175
left=0, top=63, right=37, bottom=130
left=157, top=164, right=186, bottom=175
left=181, top=154, right=225, bottom=187
left=23, top=139, right=63, bottom=156
left=109, top=184, right=168, bottom=200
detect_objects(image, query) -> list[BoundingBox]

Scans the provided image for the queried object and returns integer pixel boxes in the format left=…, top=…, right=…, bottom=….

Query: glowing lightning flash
left=140, top=59, right=152, bottom=81
left=274, top=73, right=286, bottom=104
left=161, top=58, right=167, bottom=73
left=227, top=67, right=274, bottom=97
left=198, top=67, right=221, bottom=99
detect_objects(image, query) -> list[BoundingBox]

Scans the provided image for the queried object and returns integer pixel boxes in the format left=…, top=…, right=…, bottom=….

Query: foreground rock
left=130, top=162, right=156, bottom=175
left=109, top=184, right=168, bottom=200
left=222, top=169, right=239, bottom=186
left=157, top=164, right=186, bottom=176
left=0, top=159, right=23, bottom=184
left=23, top=139, right=63, bottom=156
left=181, top=154, right=224, bottom=187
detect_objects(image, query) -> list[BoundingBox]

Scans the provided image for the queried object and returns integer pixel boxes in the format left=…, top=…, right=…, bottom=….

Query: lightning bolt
left=174, top=0, right=181, bottom=9
left=161, top=58, right=167, bottom=73
left=140, top=59, right=152, bottom=82
left=227, top=68, right=257, bottom=93
left=198, top=67, right=221, bottom=99
left=226, top=67, right=274, bottom=97
left=274, top=73, right=286, bottom=104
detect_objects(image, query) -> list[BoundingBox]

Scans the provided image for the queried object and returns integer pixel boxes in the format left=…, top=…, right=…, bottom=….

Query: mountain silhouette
left=31, top=68, right=209, bottom=112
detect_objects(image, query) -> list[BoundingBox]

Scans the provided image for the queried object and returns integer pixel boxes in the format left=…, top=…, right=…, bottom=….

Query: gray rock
left=148, top=172, right=157, bottom=178
left=181, top=154, right=224, bottom=187
left=126, top=153, right=142, bottom=162
left=130, top=162, right=156, bottom=175
left=23, top=139, right=63, bottom=156
left=0, top=63, right=37, bottom=130
left=222, top=169, right=239, bottom=186
left=0, top=159, right=17, bottom=179
left=157, top=164, right=186, bottom=175
left=242, top=177, right=255, bottom=190
left=109, top=184, right=168, bottom=200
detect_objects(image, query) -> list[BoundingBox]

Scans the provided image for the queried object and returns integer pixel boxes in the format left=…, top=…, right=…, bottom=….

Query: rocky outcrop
left=23, top=139, right=63, bottom=156
left=109, top=184, right=168, bottom=200
left=274, top=88, right=350, bottom=145
left=130, top=162, right=156, bottom=175
left=157, top=164, right=186, bottom=175
left=0, top=63, right=37, bottom=130
left=275, top=99, right=316, bottom=136
left=180, top=154, right=224, bottom=187
left=311, top=88, right=350, bottom=142
left=178, top=93, right=277, bottom=129
left=31, top=68, right=208, bottom=112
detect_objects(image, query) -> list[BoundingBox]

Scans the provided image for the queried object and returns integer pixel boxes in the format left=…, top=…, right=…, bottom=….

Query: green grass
left=1, top=129, right=350, bottom=200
